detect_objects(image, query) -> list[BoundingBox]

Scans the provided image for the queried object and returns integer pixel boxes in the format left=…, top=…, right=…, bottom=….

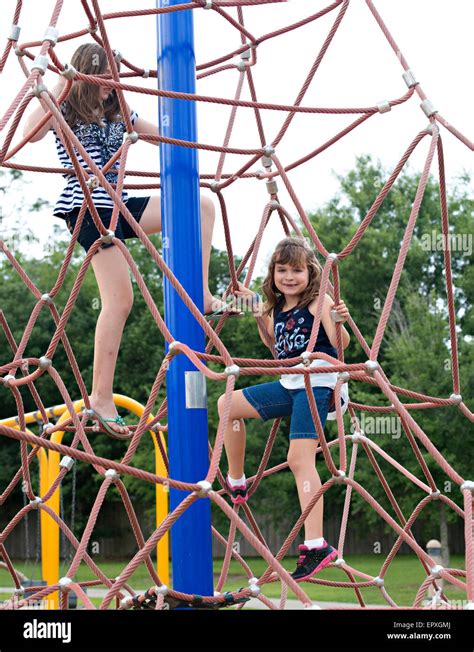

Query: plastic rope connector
left=377, top=100, right=391, bottom=114
left=421, top=99, right=438, bottom=118
left=196, top=480, right=212, bottom=497
left=461, top=481, right=474, bottom=493
left=41, top=293, right=54, bottom=304
left=60, top=456, right=75, bottom=471
left=203, top=0, right=213, bottom=8
left=31, top=55, right=50, bottom=75
left=86, top=175, right=100, bottom=190
left=365, top=360, right=380, bottom=375
left=9, top=25, right=21, bottom=41
left=266, top=179, right=278, bottom=195
left=58, top=577, right=72, bottom=592
left=105, top=469, right=120, bottom=481
left=61, top=64, right=77, bottom=80
left=100, top=230, right=114, bottom=245
left=126, top=131, right=139, bottom=143
left=450, top=393, right=462, bottom=404
left=33, top=84, right=48, bottom=98
left=327, top=252, right=338, bottom=263
left=402, top=69, right=418, bottom=88
left=39, top=357, right=52, bottom=370
left=225, top=365, right=240, bottom=377
left=43, top=26, right=59, bottom=45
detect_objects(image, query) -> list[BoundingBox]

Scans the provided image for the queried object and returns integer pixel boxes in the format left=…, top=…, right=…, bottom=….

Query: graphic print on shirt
left=274, top=310, right=310, bottom=359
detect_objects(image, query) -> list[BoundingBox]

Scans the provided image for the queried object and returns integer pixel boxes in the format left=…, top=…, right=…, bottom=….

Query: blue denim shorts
left=242, top=381, right=333, bottom=440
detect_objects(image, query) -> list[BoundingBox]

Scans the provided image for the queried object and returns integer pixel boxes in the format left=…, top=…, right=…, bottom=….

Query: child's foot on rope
left=225, top=474, right=248, bottom=505
left=88, top=399, right=131, bottom=440
left=290, top=541, right=337, bottom=582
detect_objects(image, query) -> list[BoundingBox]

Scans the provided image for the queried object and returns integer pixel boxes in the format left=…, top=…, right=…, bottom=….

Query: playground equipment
left=0, top=396, right=169, bottom=608
left=0, top=0, right=473, bottom=611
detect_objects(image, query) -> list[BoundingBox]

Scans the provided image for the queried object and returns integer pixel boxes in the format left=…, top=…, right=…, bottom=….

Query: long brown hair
left=262, top=237, right=324, bottom=316
left=63, top=43, right=121, bottom=127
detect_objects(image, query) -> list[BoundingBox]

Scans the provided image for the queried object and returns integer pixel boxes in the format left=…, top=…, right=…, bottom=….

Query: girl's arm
left=314, top=293, right=351, bottom=350
left=133, top=116, right=159, bottom=137
left=232, top=282, right=275, bottom=350
left=23, top=76, right=67, bottom=142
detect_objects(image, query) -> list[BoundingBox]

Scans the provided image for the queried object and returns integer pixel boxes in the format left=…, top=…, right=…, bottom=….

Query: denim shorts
left=242, top=381, right=333, bottom=440
left=64, top=196, right=151, bottom=252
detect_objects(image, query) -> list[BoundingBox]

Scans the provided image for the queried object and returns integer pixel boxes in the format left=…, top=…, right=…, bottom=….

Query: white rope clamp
left=86, top=175, right=100, bottom=190
left=402, top=69, right=418, bottom=88
left=41, top=293, right=54, bottom=304
left=31, top=55, right=50, bottom=75
left=203, top=0, right=213, bottom=8
left=39, top=357, right=52, bottom=370
left=33, top=84, right=48, bottom=99
left=61, top=64, right=77, bottom=80
left=60, top=456, right=75, bottom=471
left=377, top=100, right=391, bottom=114
left=421, top=99, right=438, bottom=118
left=58, top=577, right=72, bottom=592
left=142, top=68, right=150, bottom=79
left=461, top=481, right=474, bottom=493
left=105, top=469, right=120, bottom=481
left=365, top=360, right=380, bottom=376
left=114, top=49, right=123, bottom=64
left=126, top=131, right=139, bottom=144
left=449, top=393, right=462, bottom=404
left=100, top=230, right=115, bottom=245
left=266, top=179, right=278, bottom=195
left=225, top=365, right=240, bottom=377
left=9, top=25, right=21, bottom=41
left=43, top=26, right=59, bottom=45
left=196, top=480, right=212, bottom=497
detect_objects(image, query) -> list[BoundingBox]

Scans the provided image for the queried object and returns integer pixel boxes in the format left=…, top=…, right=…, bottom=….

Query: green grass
left=1, top=555, right=466, bottom=608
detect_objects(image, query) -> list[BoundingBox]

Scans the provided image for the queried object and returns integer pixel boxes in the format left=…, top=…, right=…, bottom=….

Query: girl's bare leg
left=287, top=439, right=323, bottom=540
left=89, top=246, right=133, bottom=436
left=218, top=389, right=261, bottom=479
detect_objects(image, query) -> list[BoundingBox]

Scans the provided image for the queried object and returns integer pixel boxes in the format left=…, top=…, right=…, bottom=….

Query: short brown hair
left=262, top=237, right=325, bottom=316
left=63, top=43, right=121, bottom=128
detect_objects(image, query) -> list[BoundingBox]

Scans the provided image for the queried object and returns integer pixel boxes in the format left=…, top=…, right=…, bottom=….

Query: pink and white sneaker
left=225, top=476, right=248, bottom=505
left=290, top=541, right=337, bottom=582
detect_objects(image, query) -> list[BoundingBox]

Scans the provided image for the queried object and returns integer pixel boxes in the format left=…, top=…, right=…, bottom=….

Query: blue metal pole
left=156, top=2, right=214, bottom=597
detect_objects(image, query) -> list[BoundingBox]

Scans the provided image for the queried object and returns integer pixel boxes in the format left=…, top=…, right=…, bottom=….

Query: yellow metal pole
left=45, top=400, right=85, bottom=609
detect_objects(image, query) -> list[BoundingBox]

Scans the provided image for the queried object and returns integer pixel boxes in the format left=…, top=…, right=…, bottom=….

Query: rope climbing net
left=0, top=0, right=473, bottom=611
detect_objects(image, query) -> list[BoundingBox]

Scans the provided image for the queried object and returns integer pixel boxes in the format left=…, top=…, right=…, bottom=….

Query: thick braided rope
left=0, top=0, right=472, bottom=612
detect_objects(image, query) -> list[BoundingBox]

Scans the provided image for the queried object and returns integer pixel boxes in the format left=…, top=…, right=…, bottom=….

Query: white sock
left=304, top=537, right=325, bottom=549
left=227, top=474, right=246, bottom=487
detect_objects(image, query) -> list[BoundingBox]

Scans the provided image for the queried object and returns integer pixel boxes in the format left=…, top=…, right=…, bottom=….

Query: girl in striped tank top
left=218, top=237, right=351, bottom=581
left=23, top=43, right=225, bottom=438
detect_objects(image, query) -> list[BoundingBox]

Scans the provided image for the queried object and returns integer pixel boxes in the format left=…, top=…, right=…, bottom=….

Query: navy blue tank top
left=274, top=298, right=337, bottom=360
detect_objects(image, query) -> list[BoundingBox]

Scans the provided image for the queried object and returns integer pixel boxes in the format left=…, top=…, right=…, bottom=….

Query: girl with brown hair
left=218, top=236, right=351, bottom=581
left=24, top=43, right=225, bottom=438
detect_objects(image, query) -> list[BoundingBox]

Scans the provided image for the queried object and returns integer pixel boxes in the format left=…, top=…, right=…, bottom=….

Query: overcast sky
left=1, top=0, right=473, bottom=271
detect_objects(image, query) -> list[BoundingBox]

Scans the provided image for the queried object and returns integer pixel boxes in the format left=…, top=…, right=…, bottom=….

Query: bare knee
left=287, top=448, right=315, bottom=475
left=102, top=287, right=134, bottom=321
left=200, top=196, right=215, bottom=224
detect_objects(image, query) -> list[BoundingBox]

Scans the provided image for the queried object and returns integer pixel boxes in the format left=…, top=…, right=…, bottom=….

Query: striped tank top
left=52, top=106, right=138, bottom=218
